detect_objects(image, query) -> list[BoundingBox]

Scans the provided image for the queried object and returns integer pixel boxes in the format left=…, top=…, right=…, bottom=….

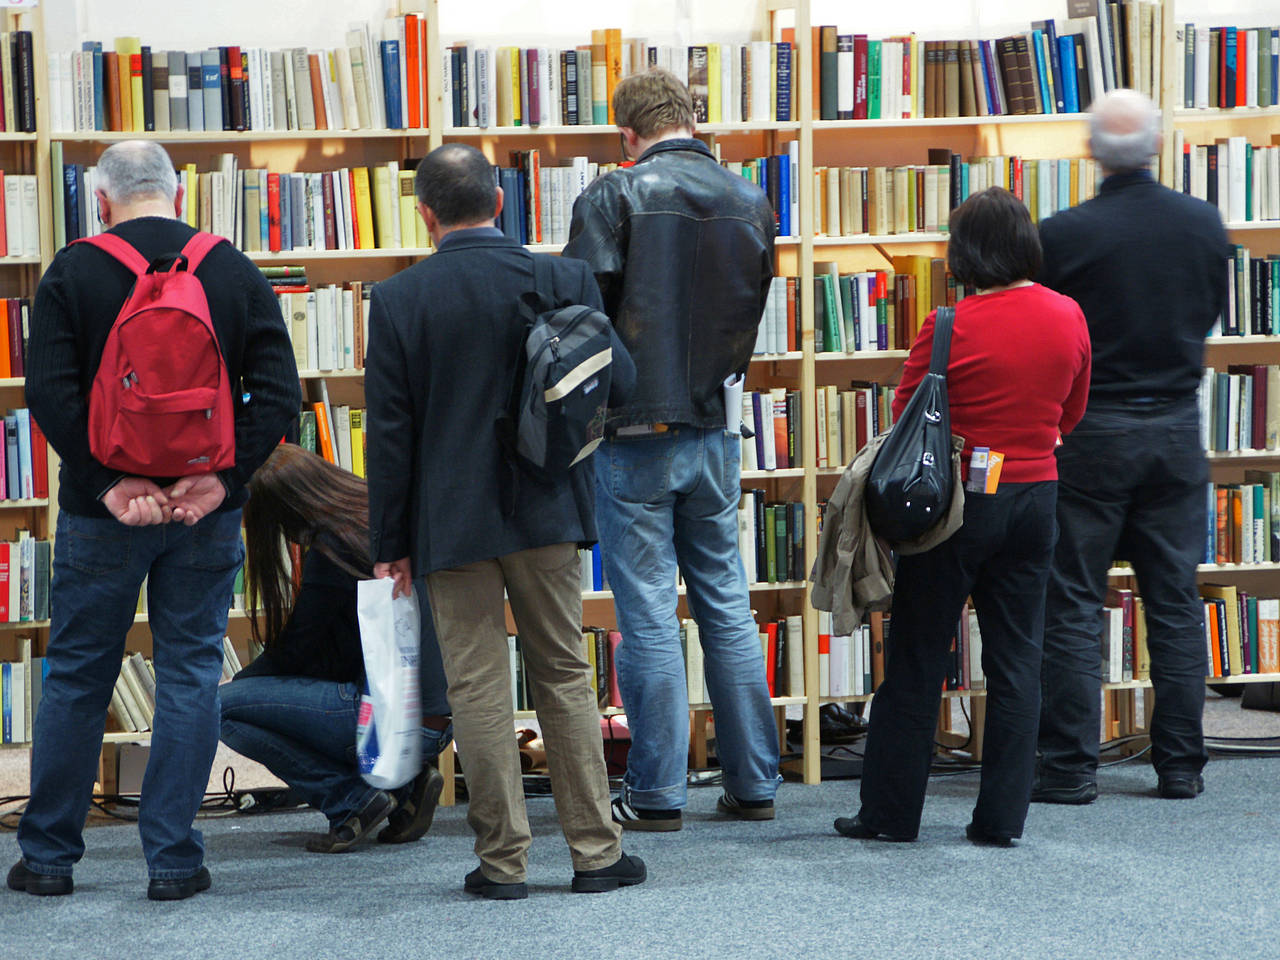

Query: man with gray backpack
left=365, top=143, right=641, bottom=899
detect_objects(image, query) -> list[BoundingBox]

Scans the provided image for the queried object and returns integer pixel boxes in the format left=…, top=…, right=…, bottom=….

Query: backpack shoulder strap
left=72, top=234, right=150, bottom=277
left=518, top=250, right=558, bottom=325
left=179, top=232, right=228, bottom=272
left=928, top=306, right=956, bottom=378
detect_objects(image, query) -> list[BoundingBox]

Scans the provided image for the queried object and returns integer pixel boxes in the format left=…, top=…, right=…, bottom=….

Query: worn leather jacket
left=563, top=138, right=775, bottom=431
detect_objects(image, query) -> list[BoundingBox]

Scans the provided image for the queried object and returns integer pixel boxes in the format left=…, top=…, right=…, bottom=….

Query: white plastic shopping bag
left=355, top=577, right=422, bottom=789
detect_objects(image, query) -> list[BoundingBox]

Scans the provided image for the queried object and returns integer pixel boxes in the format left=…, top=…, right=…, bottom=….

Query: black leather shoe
left=1030, top=779, right=1098, bottom=805
left=464, top=866, right=528, bottom=900
left=965, top=823, right=1016, bottom=847
left=571, top=852, right=647, bottom=893
left=147, top=866, right=211, bottom=902
left=7, top=861, right=72, bottom=896
left=833, top=815, right=915, bottom=842
left=1158, top=775, right=1204, bottom=799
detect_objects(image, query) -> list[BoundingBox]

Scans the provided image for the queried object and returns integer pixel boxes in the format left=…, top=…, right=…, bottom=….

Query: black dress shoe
left=464, top=866, right=528, bottom=900
left=7, top=861, right=73, bottom=896
left=571, top=852, right=647, bottom=893
left=1029, top=779, right=1098, bottom=805
left=147, top=866, right=211, bottom=902
left=833, top=815, right=915, bottom=842
left=1158, top=774, right=1205, bottom=799
left=965, top=823, right=1016, bottom=848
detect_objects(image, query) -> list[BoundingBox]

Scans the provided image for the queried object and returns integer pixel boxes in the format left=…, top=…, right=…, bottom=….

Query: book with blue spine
left=1058, top=35, right=1079, bottom=113
left=777, top=152, right=790, bottom=237
left=200, top=49, right=222, bottom=132
left=380, top=40, right=402, bottom=129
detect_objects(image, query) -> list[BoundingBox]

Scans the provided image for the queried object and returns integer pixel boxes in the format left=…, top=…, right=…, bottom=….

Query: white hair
left=1089, top=89, right=1161, bottom=174
left=96, top=140, right=178, bottom=203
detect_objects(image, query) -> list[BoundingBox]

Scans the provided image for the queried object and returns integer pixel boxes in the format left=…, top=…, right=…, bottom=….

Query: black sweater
left=26, top=217, right=301, bottom=518
left=1038, top=171, right=1231, bottom=405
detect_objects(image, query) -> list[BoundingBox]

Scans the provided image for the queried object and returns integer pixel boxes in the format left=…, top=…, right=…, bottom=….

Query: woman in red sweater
left=835, top=187, right=1091, bottom=846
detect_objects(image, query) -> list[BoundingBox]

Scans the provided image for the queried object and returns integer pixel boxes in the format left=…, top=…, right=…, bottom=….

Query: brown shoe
left=378, top=767, right=445, bottom=844
left=305, top=791, right=397, bottom=853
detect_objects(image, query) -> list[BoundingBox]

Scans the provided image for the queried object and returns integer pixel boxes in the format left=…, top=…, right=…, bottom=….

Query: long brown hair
left=243, top=443, right=372, bottom=650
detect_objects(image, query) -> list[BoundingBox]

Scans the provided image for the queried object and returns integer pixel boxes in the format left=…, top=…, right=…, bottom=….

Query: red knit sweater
left=892, top=283, right=1092, bottom=483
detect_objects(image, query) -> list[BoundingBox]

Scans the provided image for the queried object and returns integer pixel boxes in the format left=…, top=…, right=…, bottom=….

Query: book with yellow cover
left=351, top=167, right=376, bottom=250
left=114, top=37, right=142, bottom=132
left=371, top=165, right=395, bottom=249
left=350, top=408, right=365, bottom=478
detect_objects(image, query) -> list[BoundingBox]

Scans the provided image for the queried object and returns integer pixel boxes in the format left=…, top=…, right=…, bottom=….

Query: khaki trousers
left=426, top=542, right=621, bottom=883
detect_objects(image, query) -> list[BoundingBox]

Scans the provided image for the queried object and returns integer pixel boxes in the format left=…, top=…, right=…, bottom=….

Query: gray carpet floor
left=2, top=752, right=1278, bottom=960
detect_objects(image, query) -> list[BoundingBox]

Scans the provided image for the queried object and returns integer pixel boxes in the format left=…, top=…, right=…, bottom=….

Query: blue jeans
left=596, top=427, right=780, bottom=809
left=1039, top=398, right=1209, bottom=782
left=18, top=509, right=244, bottom=881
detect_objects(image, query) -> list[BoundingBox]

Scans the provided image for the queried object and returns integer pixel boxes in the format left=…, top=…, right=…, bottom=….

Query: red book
left=606, top=630, right=623, bottom=708
left=405, top=13, right=421, bottom=127
left=0, top=172, right=7, bottom=256
left=28, top=416, right=47, bottom=499
left=853, top=35, right=868, bottom=119
left=0, top=543, right=8, bottom=619
left=1011, top=157, right=1023, bottom=201
left=320, top=175, right=336, bottom=250
left=764, top=622, right=778, bottom=696
left=266, top=173, right=281, bottom=251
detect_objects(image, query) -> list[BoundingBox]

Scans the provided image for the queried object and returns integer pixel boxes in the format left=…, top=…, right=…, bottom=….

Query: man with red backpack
left=8, top=141, right=299, bottom=901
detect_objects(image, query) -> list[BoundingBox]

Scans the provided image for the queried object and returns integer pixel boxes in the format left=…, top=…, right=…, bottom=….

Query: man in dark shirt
left=1034, top=91, right=1231, bottom=805
left=563, top=70, right=781, bottom=831
left=365, top=144, right=642, bottom=900
left=9, top=141, right=299, bottom=900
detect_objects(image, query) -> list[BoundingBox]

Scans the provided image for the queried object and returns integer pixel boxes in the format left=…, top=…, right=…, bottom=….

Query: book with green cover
left=764, top=504, right=777, bottom=582
left=299, top=409, right=317, bottom=453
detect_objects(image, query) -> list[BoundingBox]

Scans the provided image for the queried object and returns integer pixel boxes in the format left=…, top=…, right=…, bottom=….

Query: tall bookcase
left=14, top=0, right=1280, bottom=803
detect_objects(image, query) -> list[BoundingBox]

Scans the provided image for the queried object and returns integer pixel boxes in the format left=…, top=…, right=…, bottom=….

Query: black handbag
left=865, top=306, right=957, bottom=543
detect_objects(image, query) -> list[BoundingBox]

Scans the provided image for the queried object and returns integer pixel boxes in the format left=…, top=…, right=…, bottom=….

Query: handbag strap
left=928, top=306, right=956, bottom=378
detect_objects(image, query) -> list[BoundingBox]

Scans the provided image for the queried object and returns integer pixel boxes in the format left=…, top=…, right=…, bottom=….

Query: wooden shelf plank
left=814, top=114, right=1089, bottom=131
left=0, top=498, right=48, bottom=509
left=582, top=581, right=807, bottom=602
left=814, top=233, right=947, bottom=245
left=1174, top=106, right=1280, bottom=121
left=442, top=121, right=800, bottom=137
left=55, top=129, right=429, bottom=143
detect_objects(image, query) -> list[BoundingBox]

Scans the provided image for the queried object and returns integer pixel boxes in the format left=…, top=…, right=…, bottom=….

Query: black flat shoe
left=571, top=852, right=647, bottom=893
left=1029, top=779, right=1098, bottom=805
left=464, top=866, right=528, bottom=900
left=7, top=861, right=72, bottom=896
left=147, top=866, right=211, bottom=902
left=965, top=823, right=1016, bottom=848
left=833, top=815, right=915, bottom=842
left=1157, top=775, right=1204, bottom=799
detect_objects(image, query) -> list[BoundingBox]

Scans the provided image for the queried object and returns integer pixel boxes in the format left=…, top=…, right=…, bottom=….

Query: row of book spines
left=1207, top=476, right=1279, bottom=567
left=0, top=535, right=50, bottom=624
left=738, top=493, right=803, bottom=586
left=297, top=405, right=366, bottom=479
left=445, top=39, right=794, bottom=129
left=0, top=647, right=41, bottom=744
left=817, top=27, right=1101, bottom=120
left=53, top=21, right=428, bottom=134
left=814, top=384, right=897, bottom=471
left=1101, top=588, right=1149, bottom=684
left=106, top=652, right=156, bottom=733
left=812, top=157, right=1101, bottom=239
left=815, top=260, right=968, bottom=356
left=0, top=301, right=30, bottom=381
left=0, top=174, right=37, bottom=259
left=814, top=610, right=893, bottom=698
left=1178, top=24, right=1280, bottom=110
left=1177, top=138, right=1280, bottom=224
left=0, top=31, right=35, bottom=133
left=0, top=409, right=48, bottom=503
left=1200, top=365, right=1280, bottom=452
left=278, top=283, right=372, bottom=375
left=1198, top=585, right=1280, bottom=679
left=1221, top=250, right=1279, bottom=339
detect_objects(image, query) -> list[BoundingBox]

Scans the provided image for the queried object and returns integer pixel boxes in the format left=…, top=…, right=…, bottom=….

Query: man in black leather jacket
left=563, top=69, right=781, bottom=832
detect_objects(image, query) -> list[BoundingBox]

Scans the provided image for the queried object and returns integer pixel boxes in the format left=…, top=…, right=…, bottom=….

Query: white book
left=737, top=501, right=756, bottom=582
left=968, top=608, right=985, bottom=689
left=507, top=635, right=519, bottom=712
left=1227, top=137, right=1247, bottom=223
left=2, top=176, right=20, bottom=256
left=17, top=174, right=35, bottom=255
left=539, top=46, right=554, bottom=126
left=1106, top=607, right=1123, bottom=683
left=837, top=38, right=853, bottom=118
left=786, top=615, right=804, bottom=697
left=341, top=288, right=355, bottom=370
left=305, top=290, right=319, bottom=368
left=730, top=44, right=743, bottom=124
left=310, top=172, right=326, bottom=250
left=337, top=168, right=354, bottom=250
left=750, top=41, right=772, bottom=120
left=1245, top=29, right=1258, bottom=109
left=316, top=285, right=335, bottom=370
left=282, top=48, right=299, bottom=129
left=9, top=661, right=24, bottom=743
left=1194, top=27, right=1210, bottom=109
left=1241, top=483, right=1254, bottom=563
left=829, top=634, right=848, bottom=698
left=440, top=43, right=454, bottom=126
left=720, top=43, right=733, bottom=122
left=817, top=612, right=830, bottom=697
left=475, top=47, right=491, bottom=128
left=334, top=404, right=353, bottom=472
left=684, top=619, right=705, bottom=704
left=45, top=53, right=63, bottom=131
left=740, top=393, right=757, bottom=471
left=248, top=48, right=265, bottom=131
left=772, top=277, right=787, bottom=354
left=396, top=16, right=409, bottom=127
left=259, top=50, right=275, bottom=131
left=1227, top=374, right=1240, bottom=451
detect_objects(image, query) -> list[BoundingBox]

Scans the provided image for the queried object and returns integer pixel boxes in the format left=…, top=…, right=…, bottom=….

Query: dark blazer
left=365, top=228, right=634, bottom=576
left=1038, top=170, right=1231, bottom=405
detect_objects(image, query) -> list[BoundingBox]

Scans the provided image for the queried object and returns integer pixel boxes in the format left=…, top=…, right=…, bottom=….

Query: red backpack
left=75, top=232, right=235, bottom=477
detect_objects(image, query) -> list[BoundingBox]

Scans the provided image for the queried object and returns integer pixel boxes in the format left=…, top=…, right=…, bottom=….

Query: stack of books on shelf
left=1100, top=587, right=1147, bottom=684
left=814, top=6, right=1158, bottom=120
left=1199, top=583, right=1280, bottom=678
left=0, top=29, right=35, bottom=133
left=1, top=641, right=40, bottom=744
left=0, top=173, right=38, bottom=258
left=49, top=17, right=431, bottom=134
left=742, top=388, right=801, bottom=472
left=0, top=532, right=49, bottom=622
left=1212, top=247, right=1278, bottom=337
left=753, top=275, right=799, bottom=356
left=726, top=147, right=797, bottom=237
left=738, top=491, right=803, bottom=585
left=299, top=402, right=366, bottom=477
left=813, top=257, right=965, bottom=354
left=815, top=383, right=897, bottom=470
left=107, top=653, right=155, bottom=734
left=58, top=154, right=428, bottom=253
left=757, top=615, right=804, bottom=697
left=1176, top=23, right=1280, bottom=110
left=0, top=301, right=31, bottom=378
left=1198, top=365, right=1280, bottom=452
left=273, top=271, right=373, bottom=373
left=443, top=32, right=795, bottom=128
left=496, top=152, right=612, bottom=245
left=812, top=151, right=1100, bottom=238
left=1173, top=134, right=1280, bottom=223
left=578, top=544, right=606, bottom=593
left=1205, top=473, right=1280, bottom=565
left=816, top=610, right=902, bottom=698
left=1, top=409, right=49, bottom=501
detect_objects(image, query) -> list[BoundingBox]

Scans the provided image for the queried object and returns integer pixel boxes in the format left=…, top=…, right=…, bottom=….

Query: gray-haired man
left=1033, top=91, right=1231, bottom=804
left=9, top=141, right=299, bottom=899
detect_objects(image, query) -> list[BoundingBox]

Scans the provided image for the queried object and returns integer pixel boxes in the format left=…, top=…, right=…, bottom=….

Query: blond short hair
left=613, top=69, right=695, bottom=139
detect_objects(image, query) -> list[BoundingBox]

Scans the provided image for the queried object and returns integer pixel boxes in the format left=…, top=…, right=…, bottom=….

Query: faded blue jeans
left=18, top=509, right=243, bottom=881
left=595, top=427, right=780, bottom=809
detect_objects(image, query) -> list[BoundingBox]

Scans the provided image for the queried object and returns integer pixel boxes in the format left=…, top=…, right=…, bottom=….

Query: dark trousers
left=1038, top=398, right=1209, bottom=783
left=858, top=481, right=1058, bottom=840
